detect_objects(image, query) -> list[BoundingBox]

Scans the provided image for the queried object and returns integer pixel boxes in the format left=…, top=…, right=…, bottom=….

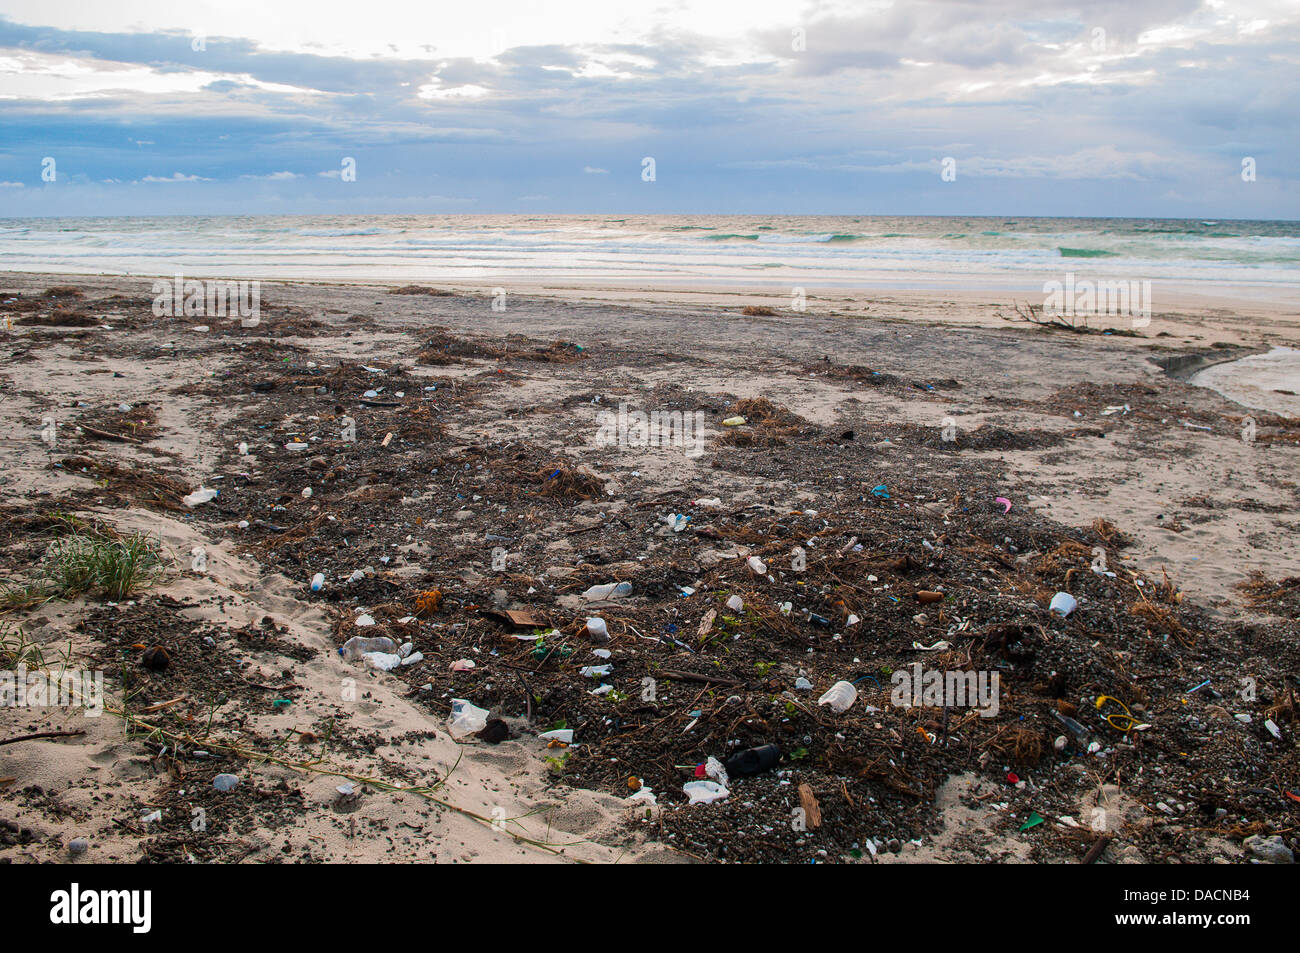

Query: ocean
left=0, top=214, right=1297, bottom=298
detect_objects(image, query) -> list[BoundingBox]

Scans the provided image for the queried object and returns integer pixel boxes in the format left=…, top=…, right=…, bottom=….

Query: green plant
left=0, top=580, right=52, bottom=611
left=43, top=527, right=165, bottom=600
left=0, top=621, right=71, bottom=674
left=543, top=751, right=570, bottom=775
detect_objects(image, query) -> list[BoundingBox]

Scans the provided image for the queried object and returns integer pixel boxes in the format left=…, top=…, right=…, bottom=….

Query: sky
left=0, top=0, right=1296, bottom=219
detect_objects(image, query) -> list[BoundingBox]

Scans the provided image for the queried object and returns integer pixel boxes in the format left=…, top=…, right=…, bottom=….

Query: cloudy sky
left=0, top=0, right=1295, bottom=218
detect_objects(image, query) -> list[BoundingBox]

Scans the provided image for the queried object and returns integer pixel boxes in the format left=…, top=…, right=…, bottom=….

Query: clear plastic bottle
left=338, top=635, right=399, bottom=660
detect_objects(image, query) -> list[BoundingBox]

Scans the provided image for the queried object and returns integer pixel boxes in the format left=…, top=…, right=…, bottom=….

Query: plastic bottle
left=338, top=635, right=399, bottom=660
left=582, top=581, right=632, bottom=601
left=310, top=572, right=325, bottom=592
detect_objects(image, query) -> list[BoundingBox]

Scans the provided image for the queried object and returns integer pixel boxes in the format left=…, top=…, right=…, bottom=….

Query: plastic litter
left=310, top=572, right=326, bottom=592
left=627, top=785, right=657, bottom=805
left=683, top=780, right=729, bottom=804
left=1019, top=812, right=1045, bottom=832
left=183, top=486, right=218, bottom=507
left=338, top=635, right=399, bottom=660
left=1053, top=709, right=1089, bottom=741
left=582, top=581, right=633, bottom=601
left=725, top=743, right=780, bottom=777
left=818, top=680, right=858, bottom=713
left=1049, top=592, right=1078, bottom=618
left=447, top=699, right=490, bottom=740
left=586, top=617, right=610, bottom=642
left=364, top=652, right=402, bottom=671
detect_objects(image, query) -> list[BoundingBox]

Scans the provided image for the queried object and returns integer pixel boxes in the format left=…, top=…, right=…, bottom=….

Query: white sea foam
left=0, top=215, right=1296, bottom=295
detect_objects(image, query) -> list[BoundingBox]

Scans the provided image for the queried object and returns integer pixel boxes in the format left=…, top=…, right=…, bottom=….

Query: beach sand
left=1, top=273, right=1296, bottom=864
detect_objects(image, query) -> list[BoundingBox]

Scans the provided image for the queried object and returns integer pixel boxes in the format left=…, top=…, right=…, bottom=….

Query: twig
left=1082, top=834, right=1114, bottom=864
left=0, top=729, right=86, bottom=746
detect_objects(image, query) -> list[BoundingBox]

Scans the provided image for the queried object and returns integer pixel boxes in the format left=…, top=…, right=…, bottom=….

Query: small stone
left=213, top=774, right=240, bottom=792
left=1243, top=834, right=1294, bottom=864
left=68, top=837, right=88, bottom=854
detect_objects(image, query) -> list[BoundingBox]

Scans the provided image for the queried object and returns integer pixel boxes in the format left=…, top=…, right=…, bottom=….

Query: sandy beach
left=1, top=273, right=1297, bottom=865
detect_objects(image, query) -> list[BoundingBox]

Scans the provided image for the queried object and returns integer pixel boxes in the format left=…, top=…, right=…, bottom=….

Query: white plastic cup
left=1049, top=592, right=1078, bottom=618
left=818, top=680, right=858, bottom=714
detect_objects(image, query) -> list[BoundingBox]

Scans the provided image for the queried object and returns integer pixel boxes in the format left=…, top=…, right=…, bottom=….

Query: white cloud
left=582, top=166, right=609, bottom=174
left=417, top=83, right=490, bottom=100
left=139, top=172, right=211, bottom=182
left=240, top=170, right=301, bottom=180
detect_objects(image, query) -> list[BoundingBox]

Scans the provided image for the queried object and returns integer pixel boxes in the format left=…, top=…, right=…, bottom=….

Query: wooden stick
left=141, top=696, right=185, bottom=713
left=78, top=424, right=142, bottom=444
left=0, top=729, right=86, bottom=746
left=1082, top=834, right=1114, bottom=864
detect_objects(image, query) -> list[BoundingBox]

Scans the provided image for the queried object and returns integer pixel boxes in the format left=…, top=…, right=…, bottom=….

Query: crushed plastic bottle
left=582, top=581, right=632, bottom=601
left=338, top=635, right=399, bottom=661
